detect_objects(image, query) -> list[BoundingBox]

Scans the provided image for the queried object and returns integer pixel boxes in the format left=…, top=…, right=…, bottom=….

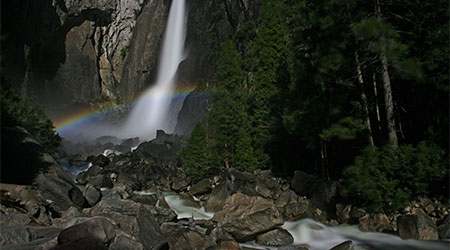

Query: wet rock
left=206, top=183, right=229, bottom=212
left=212, top=193, right=283, bottom=241
left=131, top=192, right=170, bottom=209
left=330, top=240, right=355, bottom=250
left=167, top=230, right=215, bottom=250
left=397, top=214, right=439, bottom=240
left=84, top=185, right=102, bottom=207
left=359, top=214, right=393, bottom=232
left=120, top=0, right=169, bottom=102
left=109, top=235, right=144, bottom=250
left=190, top=179, right=212, bottom=195
left=278, top=246, right=310, bottom=250
left=57, top=217, right=115, bottom=246
left=256, top=228, right=294, bottom=246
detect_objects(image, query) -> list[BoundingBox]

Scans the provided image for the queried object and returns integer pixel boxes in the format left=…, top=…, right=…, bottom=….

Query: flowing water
left=121, top=0, right=187, bottom=140
left=152, top=192, right=449, bottom=250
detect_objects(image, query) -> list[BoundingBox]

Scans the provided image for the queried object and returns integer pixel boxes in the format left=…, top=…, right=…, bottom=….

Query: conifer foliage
left=180, top=0, right=448, bottom=211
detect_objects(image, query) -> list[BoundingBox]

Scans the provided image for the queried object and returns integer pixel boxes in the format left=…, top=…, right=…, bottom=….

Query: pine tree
left=179, top=123, right=214, bottom=181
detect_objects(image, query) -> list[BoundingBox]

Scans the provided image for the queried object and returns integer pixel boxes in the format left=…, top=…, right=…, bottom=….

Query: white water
left=121, top=0, right=187, bottom=140
left=146, top=192, right=448, bottom=250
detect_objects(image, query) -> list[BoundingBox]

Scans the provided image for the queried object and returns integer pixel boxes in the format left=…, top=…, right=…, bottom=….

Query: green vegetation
left=1, top=84, right=61, bottom=151
left=180, top=0, right=448, bottom=211
left=342, top=142, right=448, bottom=212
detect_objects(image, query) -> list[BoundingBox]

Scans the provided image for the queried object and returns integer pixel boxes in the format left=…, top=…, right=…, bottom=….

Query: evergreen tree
left=179, top=123, right=214, bottom=182
left=249, top=0, right=291, bottom=167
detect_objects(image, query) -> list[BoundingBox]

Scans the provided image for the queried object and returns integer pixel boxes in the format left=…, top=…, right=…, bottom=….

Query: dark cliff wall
left=0, top=0, right=168, bottom=108
left=174, top=0, right=261, bottom=135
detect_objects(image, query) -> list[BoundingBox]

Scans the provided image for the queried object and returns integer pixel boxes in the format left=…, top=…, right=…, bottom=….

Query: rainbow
left=54, top=85, right=196, bottom=136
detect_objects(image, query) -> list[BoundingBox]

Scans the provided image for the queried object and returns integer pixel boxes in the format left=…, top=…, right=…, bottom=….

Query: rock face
left=1, top=0, right=167, bottom=107
left=397, top=214, right=439, bottom=240
left=212, top=193, right=283, bottom=241
left=120, top=0, right=170, bottom=102
left=1, top=127, right=86, bottom=212
left=174, top=90, right=209, bottom=135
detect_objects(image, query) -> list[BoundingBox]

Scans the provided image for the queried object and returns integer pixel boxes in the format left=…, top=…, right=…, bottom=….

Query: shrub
left=342, top=142, right=448, bottom=212
left=1, top=84, right=61, bottom=151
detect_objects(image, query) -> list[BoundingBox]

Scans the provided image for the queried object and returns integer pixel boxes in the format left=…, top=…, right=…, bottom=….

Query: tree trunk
left=354, top=50, right=375, bottom=147
left=380, top=50, right=398, bottom=147
left=377, top=0, right=398, bottom=148
left=372, top=73, right=382, bottom=132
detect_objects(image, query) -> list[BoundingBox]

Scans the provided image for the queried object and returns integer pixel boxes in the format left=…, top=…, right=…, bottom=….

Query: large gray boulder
left=212, top=193, right=283, bottom=241
left=397, top=214, right=439, bottom=240
left=86, top=198, right=175, bottom=249
left=56, top=217, right=116, bottom=247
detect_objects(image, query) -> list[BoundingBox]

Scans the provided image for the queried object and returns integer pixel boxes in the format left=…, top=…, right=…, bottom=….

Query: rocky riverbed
left=1, top=126, right=449, bottom=249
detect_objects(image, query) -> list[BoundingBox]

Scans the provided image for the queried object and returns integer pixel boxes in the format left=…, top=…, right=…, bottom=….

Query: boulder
left=212, top=193, right=283, bottom=241
left=330, top=240, right=355, bottom=250
left=438, top=215, right=450, bottom=239
left=57, top=217, right=115, bottom=246
left=290, top=171, right=337, bottom=208
left=256, top=229, right=294, bottom=246
left=134, top=143, right=170, bottom=159
left=167, top=230, right=215, bottom=250
left=397, top=214, right=439, bottom=240
left=206, top=183, right=229, bottom=212
left=86, top=198, right=174, bottom=248
left=87, top=175, right=114, bottom=189
left=0, top=225, right=61, bottom=246
left=217, top=240, right=241, bottom=250
left=131, top=192, right=170, bottom=209
left=109, top=235, right=144, bottom=250
left=172, top=175, right=191, bottom=191
left=190, top=179, right=212, bottom=195
left=84, top=185, right=102, bottom=207
left=359, top=214, right=393, bottom=232
left=209, top=227, right=234, bottom=242
left=87, top=155, right=110, bottom=168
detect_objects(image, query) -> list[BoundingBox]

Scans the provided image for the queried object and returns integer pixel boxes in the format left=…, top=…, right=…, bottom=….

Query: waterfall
left=122, top=0, right=187, bottom=140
